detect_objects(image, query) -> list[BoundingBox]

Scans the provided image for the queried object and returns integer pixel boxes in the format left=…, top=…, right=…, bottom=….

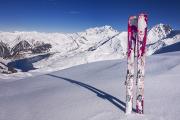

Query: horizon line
left=0, top=23, right=175, bottom=33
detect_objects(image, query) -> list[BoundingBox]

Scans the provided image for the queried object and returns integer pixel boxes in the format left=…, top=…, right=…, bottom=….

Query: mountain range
left=0, top=23, right=180, bottom=76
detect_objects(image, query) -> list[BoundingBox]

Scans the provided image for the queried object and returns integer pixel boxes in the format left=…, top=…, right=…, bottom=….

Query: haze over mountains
left=0, top=23, right=180, bottom=77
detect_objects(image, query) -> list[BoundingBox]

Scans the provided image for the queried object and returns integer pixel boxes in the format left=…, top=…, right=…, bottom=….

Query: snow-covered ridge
left=0, top=23, right=180, bottom=77
left=0, top=23, right=178, bottom=56
left=147, top=23, right=172, bottom=44
left=146, top=24, right=180, bottom=55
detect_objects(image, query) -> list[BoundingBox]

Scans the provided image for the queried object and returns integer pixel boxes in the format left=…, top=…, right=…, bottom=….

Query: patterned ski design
left=136, top=13, right=148, bottom=114
left=125, top=16, right=138, bottom=114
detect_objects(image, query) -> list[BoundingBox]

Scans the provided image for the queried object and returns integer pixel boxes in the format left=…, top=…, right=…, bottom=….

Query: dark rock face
left=0, top=39, right=52, bottom=74
left=0, top=60, right=17, bottom=74
left=11, top=40, right=32, bottom=56
left=0, top=41, right=11, bottom=58
left=32, top=43, right=52, bottom=54
left=8, top=40, right=52, bottom=58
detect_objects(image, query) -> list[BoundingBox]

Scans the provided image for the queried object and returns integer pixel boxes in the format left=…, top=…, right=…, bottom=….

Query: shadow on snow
left=47, top=74, right=136, bottom=113
left=8, top=53, right=51, bottom=72
left=154, top=42, right=180, bottom=54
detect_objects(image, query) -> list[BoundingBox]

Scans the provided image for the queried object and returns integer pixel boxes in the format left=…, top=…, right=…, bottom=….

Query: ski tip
left=138, top=13, right=148, bottom=24
left=139, top=13, right=148, bottom=17
left=128, top=16, right=138, bottom=26
left=129, top=16, right=137, bottom=20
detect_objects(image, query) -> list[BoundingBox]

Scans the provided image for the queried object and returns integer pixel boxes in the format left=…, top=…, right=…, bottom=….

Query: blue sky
left=0, top=0, right=179, bottom=32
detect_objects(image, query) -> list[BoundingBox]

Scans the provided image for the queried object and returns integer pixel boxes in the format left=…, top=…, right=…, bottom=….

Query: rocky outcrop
left=32, top=43, right=52, bottom=54
left=11, top=40, right=32, bottom=56
left=0, top=41, right=11, bottom=58
left=0, top=59, right=17, bottom=74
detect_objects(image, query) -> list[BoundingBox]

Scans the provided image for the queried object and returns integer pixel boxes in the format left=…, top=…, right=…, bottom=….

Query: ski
left=125, top=16, right=138, bottom=114
left=136, top=13, right=148, bottom=114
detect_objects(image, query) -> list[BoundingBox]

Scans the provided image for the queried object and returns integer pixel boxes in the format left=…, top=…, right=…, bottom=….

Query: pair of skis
left=125, top=13, right=148, bottom=114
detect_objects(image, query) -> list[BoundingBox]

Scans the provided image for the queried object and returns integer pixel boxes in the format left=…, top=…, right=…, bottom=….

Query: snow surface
left=0, top=51, right=180, bottom=120
left=1, top=24, right=180, bottom=79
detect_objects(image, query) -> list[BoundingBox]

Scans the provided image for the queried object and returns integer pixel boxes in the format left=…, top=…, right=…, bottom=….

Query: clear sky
left=0, top=0, right=179, bottom=32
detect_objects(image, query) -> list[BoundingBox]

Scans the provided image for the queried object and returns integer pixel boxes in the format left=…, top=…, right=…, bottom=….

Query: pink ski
left=125, top=16, right=138, bottom=114
left=136, top=13, right=148, bottom=114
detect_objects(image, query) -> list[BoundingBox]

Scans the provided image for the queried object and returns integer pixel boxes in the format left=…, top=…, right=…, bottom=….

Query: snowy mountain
left=0, top=23, right=179, bottom=76
left=147, top=23, right=172, bottom=44
left=0, top=41, right=11, bottom=58
left=146, top=24, right=180, bottom=55
left=0, top=51, right=180, bottom=120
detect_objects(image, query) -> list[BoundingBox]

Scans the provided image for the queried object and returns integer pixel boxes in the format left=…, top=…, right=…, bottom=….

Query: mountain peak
left=82, top=25, right=118, bottom=36
left=101, top=25, right=113, bottom=29
left=147, top=23, right=172, bottom=44
left=155, top=23, right=172, bottom=31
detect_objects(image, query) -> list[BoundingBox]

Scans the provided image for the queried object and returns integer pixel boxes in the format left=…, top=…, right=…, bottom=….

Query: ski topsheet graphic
left=136, top=14, right=147, bottom=114
left=126, top=16, right=138, bottom=114
left=125, top=13, right=147, bottom=114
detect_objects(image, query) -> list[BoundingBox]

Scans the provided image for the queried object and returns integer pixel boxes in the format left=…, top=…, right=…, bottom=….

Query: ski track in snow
left=0, top=51, right=180, bottom=120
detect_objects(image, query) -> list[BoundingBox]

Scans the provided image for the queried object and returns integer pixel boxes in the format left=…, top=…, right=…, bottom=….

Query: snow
left=147, top=23, right=172, bottom=44
left=154, top=42, right=180, bottom=54
left=1, top=24, right=179, bottom=79
left=0, top=50, right=180, bottom=120
left=0, top=24, right=179, bottom=79
left=0, top=24, right=177, bottom=57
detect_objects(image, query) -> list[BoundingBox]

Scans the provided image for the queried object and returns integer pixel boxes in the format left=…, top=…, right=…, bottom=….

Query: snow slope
left=147, top=25, right=180, bottom=55
left=0, top=24, right=180, bottom=78
left=0, top=51, right=180, bottom=120
left=0, top=24, right=178, bottom=57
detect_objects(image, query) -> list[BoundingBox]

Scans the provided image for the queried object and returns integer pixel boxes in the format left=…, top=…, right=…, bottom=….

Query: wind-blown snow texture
left=0, top=51, right=180, bottom=120
left=0, top=23, right=180, bottom=79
